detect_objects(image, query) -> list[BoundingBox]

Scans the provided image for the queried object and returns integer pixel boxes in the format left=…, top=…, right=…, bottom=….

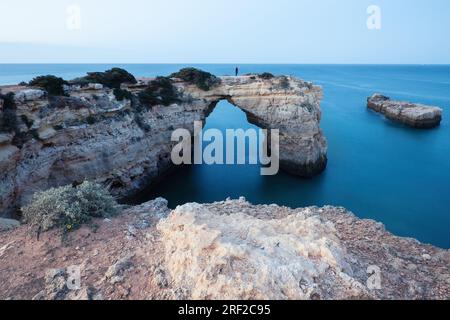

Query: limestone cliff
left=0, top=75, right=326, bottom=215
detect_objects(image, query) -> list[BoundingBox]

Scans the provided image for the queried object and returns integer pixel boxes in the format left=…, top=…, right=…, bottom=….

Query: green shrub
left=29, top=75, right=68, bottom=96
left=0, top=92, right=16, bottom=109
left=278, top=76, right=290, bottom=90
left=259, top=72, right=275, bottom=80
left=22, top=181, right=118, bottom=233
left=73, top=68, right=137, bottom=89
left=70, top=76, right=91, bottom=87
left=138, top=76, right=180, bottom=107
left=86, top=115, right=97, bottom=125
left=170, top=67, right=220, bottom=91
left=0, top=92, right=18, bottom=133
left=113, top=88, right=133, bottom=101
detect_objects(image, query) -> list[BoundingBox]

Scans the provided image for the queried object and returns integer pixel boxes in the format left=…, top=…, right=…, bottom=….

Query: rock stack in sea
left=367, top=93, right=443, bottom=128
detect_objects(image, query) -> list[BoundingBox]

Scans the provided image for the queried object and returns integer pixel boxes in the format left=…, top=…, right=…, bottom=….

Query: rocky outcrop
left=0, top=75, right=326, bottom=215
left=0, top=198, right=448, bottom=300
left=157, top=199, right=449, bottom=300
left=157, top=202, right=368, bottom=300
left=0, top=217, right=20, bottom=232
left=367, top=93, right=443, bottom=128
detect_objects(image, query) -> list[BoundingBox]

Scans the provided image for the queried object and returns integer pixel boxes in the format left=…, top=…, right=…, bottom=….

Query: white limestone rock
left=157, top=202, right=369, bottom=300
left=14, top=89, right=46, bottom=103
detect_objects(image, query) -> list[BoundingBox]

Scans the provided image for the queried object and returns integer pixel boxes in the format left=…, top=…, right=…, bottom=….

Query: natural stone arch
left=0, top=74, right=327, bottom=215
left=175, top=75, right=328, bottom=177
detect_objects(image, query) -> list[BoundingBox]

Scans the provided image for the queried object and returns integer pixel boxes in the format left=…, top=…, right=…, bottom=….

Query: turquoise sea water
left=1, top=64, right=449, bottom=248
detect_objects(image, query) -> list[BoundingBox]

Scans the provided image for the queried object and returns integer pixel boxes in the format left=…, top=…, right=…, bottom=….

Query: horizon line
left=1, top=62, right=450, bottom=66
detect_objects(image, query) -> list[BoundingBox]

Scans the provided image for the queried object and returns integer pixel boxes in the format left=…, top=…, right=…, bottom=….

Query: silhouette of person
left=235, top=67, right=239, bottom=76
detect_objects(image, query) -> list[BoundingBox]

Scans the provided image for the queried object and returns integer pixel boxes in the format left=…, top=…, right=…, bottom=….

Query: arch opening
left=131, top=99, right=271, bottom=206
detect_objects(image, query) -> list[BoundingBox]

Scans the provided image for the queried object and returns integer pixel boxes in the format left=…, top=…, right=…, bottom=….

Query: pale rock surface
left=367, top=93, right=442, bottom=128
left=157, top=202, right=369, bottom=299
left=14, top=89, right=46, bottom=103
left=156, top=199, right=450, bottom=300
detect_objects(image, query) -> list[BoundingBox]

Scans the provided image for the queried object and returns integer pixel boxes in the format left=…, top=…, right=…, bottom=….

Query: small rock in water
left=367, top=93, right=443, bottom=128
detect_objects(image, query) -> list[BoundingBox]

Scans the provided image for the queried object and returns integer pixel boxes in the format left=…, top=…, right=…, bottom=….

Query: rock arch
left=175, top=75, right=328, bottom=177
left=0, top=75, right=327, bottom=215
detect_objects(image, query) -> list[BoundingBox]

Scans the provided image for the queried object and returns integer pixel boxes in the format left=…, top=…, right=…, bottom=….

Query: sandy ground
left=0, top=205, right=172, bottom=300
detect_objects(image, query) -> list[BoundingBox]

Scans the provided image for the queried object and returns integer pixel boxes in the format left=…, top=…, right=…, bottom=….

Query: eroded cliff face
left=0, top=75, right=326, bottom=215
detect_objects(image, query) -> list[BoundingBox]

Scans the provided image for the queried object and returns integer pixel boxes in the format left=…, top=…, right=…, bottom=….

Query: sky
left=0, top=0, right=449, bottom=64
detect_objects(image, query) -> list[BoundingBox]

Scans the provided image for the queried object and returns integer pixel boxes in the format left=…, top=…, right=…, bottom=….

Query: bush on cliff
left=29, top=75, right=68, bottom=96
left=278, top=76, right=291, bottom=90
left=73, top=68, right=137, bottom=89
left=259, top=72, right=275, bottom=80
left=113, top=88, right=133, bottom=101
left=170, top=67, right=220, bottom=91
left=0, top=92, right=18, bottom=133
left=138, top=76, right=180, bottom=107
left=22, top=181, right=118, bottom=233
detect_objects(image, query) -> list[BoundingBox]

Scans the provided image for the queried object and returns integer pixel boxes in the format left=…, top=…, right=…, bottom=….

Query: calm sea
left=1, top=64, right=449, bottom=248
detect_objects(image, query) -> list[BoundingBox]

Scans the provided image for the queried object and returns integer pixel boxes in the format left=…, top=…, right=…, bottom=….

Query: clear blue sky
left=0, top=0, right=449, bottom=64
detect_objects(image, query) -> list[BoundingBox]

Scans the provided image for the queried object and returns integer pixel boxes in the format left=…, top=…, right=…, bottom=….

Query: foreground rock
left=0, top=199, right=448, bottom=300
left=157, top=202, right=368, bottom=299
left=367, top=93, right=443, bottom=128
left=0, top=218, right=20, bottom=232
left=0, top=74, right=326, bottom=215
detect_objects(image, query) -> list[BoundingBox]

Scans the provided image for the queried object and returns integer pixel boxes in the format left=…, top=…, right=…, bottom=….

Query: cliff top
left=0, top=198, right=448, bottom=300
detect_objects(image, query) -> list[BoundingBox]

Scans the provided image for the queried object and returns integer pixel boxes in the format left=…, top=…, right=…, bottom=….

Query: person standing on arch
left=235, top=67, right=239, bottom=76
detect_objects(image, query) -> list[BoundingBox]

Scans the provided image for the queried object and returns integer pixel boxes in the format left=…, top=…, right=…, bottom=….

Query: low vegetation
left=22, top=181, right=118, bottom=233
left=278, top=76, right=290, bottom=90
left=138, top=76, right=180, bottom=107
left=72, top=68, right=137, bottom=89
left=0, top=92, right=18, bottom=133
left=113, top=88, right=133, bottom=101
left=20, top=115, right=34, bottom=129
left=259, top=72, right=275, bottom=80
left=29, top=75, right=68, bottom=96
left=170, top=67, right=220, bottom=91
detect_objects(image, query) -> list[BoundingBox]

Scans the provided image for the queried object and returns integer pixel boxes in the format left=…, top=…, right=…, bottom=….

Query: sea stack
left=367, top=93, right=443, bottom=128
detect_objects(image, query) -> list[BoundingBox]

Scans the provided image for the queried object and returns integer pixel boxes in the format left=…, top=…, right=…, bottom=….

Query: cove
left=131, top=64, right=450, bottom=249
